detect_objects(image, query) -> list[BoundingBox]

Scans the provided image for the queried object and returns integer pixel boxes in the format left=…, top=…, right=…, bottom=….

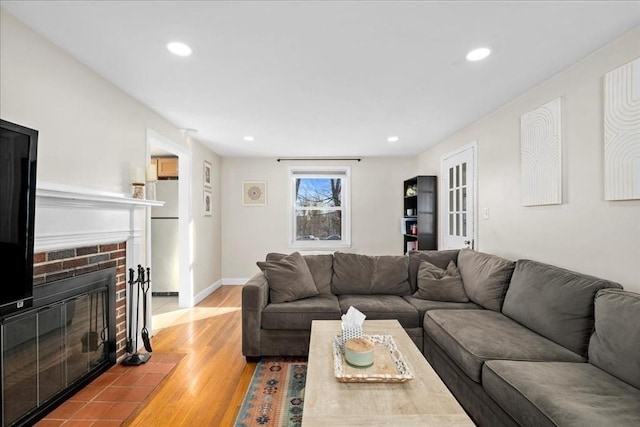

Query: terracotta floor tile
left=34, top=419, right=65, bottom=426
left=69, top=386, right=103, bottom=402
left=103, top=402, right=140, bottom=421
left=111, top=373, right=144, bottom=386
left=89, top=373, right=121, bottom=388
left=33, top=354, right=181, bottom=425
left=71, top=402, right=114, bottom=420
left=59, top=420, right=94, bottom=427
left=106, top=364, right=135, bottom=374
left=135, top=373, right=166, bottom=387
left=92, top=387, right=122, bottom=403
left=134, top=362, right=175, bottom=374
left=44, top=401, right=86, bottom=419
left=95, top=386, right=153, bottom=403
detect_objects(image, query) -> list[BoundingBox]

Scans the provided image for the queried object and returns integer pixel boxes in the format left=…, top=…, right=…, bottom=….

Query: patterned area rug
left=234, top=358, right=308, bottom=427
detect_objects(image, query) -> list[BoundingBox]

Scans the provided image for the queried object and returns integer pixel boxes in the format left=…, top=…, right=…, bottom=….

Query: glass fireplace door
left=1, top=290, right=108, bottom=426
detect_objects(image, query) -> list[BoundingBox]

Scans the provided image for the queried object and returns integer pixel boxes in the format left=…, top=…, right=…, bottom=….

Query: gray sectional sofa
left=242, top=249, right=640, bottom=426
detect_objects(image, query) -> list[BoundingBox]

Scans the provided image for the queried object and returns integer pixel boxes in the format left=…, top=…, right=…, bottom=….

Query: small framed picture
left=203, top=190, right=212, bottom=216
left=242, top=181, right=267, bottom=206
left=203, top=161, right=212, bottom=188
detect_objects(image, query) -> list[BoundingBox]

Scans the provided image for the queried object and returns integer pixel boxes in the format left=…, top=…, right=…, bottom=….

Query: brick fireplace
left=0, top=182, right=160, bottom=426
left=33, top=243, right=128, bottom=357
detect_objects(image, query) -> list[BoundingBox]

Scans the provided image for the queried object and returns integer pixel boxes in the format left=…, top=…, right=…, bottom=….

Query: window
left=289, top=167, right=351, bottom=248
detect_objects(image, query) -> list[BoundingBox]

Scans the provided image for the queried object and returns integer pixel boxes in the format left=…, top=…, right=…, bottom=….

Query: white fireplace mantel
left=35, top=182, right=163, bottom=256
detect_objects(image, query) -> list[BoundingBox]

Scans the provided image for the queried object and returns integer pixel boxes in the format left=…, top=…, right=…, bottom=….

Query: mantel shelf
left=37, top=182, right=164, bottom=208
left=34, top=181, right=163, bottom=253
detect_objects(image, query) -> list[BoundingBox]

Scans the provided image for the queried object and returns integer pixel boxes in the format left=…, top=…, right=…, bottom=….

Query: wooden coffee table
left=302, top=319, right=474, bottom=426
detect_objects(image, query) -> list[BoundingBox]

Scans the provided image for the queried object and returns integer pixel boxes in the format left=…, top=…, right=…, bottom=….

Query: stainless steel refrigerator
left=151, top=180, right=179, bottom=294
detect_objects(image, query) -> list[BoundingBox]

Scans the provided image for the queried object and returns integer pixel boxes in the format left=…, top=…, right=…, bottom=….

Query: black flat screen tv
left=0, top=119, right=38, bottom=317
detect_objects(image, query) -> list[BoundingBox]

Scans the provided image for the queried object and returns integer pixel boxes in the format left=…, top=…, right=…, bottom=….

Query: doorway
left=441, top=141, right=477, bottom=250
left=145, top=129, right=193, bottom=336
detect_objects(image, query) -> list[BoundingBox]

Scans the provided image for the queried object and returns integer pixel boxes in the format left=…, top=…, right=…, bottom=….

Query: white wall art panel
left=604, top=58, right=640, bottom=201
left=521, top=97, right=562, bottom=206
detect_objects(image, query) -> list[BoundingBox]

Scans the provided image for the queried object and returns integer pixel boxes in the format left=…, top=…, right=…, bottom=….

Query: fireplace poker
left=141, top=267, right=153, bottom=352
left=135, top=264, right=143, bottom=352
left=125, top=268, right=135, bottom=354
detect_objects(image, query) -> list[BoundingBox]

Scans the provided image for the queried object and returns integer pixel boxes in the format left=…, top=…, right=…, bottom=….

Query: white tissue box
left=341, top=325, right=363, bottom=346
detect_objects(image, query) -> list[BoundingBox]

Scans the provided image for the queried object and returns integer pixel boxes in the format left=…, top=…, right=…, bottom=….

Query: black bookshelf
left=403, top=176, right=437, bottom=254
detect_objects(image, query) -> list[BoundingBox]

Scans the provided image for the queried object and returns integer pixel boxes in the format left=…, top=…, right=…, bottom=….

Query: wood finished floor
left=124, top=285, right=256, bottom=426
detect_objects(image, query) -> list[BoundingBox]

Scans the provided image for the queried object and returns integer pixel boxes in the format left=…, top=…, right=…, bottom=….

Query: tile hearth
left=36, top=353, right=183, bottom=426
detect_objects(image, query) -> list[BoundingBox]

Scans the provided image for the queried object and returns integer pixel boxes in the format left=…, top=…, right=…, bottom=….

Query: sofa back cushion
left=331, top=252, right=410, bottom=295
left=257, top=252, right=319, bottom=303
left=503, top=259, right=622, bottom=357
left=408, top=250, right=459, bottom=293
left=457, top=249, right=515, bottom=312
left=588, top=289, right=640, bottom=389
left=266, top=253, right=333, bottom=294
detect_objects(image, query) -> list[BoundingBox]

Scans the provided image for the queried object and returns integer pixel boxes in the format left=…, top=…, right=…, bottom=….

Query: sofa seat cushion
left=404, top=296, right=481, bottom=319
left=424, top=309, right=584, bottom=383
left=262, top=294, right=342, bottom=330
left=338, top=295, right=420, bottom=328
left=483, top=361, right=640, bottom=427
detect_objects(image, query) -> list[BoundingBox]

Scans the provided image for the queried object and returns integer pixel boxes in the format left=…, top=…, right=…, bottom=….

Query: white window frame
left=288, top=166, right=351, bottom=249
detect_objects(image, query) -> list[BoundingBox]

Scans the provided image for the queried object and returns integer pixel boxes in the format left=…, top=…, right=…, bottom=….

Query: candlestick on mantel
left=131, top=167, right=146, bottom=199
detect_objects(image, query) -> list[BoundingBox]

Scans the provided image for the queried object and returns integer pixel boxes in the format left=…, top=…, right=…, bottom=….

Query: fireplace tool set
left=122, top=265, right=153, bottom=366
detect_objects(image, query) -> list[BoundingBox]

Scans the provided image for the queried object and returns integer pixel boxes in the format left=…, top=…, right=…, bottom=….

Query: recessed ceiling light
left=466, top=47, right=491, bottom=62
left=167, top=42, right=192, bottom=57
left=243, top=136, right=255, bottom=142
left=387, top=136, right=399, bottom=143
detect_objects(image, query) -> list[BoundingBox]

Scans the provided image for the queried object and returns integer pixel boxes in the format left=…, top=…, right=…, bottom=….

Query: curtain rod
left=276, top=157, right=362, bottom=162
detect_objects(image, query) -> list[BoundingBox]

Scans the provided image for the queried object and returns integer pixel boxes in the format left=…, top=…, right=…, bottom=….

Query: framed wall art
left=203, top=190, right=212, bottom=216
left=604, top=57, right=640, bottom=201
left=520, top=97, right=562, bottom=206
left=203, top=160, right=212, bottom=188
left=242, top=181, right=267, bottom=206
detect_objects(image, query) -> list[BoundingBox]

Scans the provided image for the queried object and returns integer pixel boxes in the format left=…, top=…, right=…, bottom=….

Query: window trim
left=288, top=166, right=351, bottom=249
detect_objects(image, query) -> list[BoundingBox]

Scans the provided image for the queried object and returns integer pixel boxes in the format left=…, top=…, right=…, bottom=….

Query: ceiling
left=2, top=1, right=639, bottom=157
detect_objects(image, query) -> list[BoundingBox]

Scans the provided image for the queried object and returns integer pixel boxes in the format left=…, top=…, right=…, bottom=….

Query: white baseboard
left=194, top=279, right=223, bottom=304
left=222, top=278, right=250, bottom=285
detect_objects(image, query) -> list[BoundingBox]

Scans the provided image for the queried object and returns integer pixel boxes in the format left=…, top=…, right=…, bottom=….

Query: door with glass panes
left=442, top=143, right=476, bottom=249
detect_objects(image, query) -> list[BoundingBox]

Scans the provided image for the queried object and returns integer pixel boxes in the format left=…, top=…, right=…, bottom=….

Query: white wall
left=190, top=139, right=222, bottom=295
left=1, top=9, right=222, bottom=299
left=417, top=27, right=640, bottom=293
left=221, top=157, right=417, bottom=279
left=0, top=9, right=181, bottom=193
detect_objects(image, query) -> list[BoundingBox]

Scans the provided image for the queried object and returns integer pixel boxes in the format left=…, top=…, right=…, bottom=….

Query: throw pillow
left=413, top=260, right=469, bottom=302
left=257, top=252, right=318, bottom=303
left=408, top=250, right=460, bottom=292
left=265, top=252, right=333, bottom=294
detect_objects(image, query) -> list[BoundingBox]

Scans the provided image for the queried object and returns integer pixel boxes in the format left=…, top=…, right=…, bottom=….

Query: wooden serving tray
left=332, top=334, right=414, bottom=383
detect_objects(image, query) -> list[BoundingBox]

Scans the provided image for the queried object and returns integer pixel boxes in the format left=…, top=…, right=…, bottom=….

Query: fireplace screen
left=1, top=269, right=115, bottom=427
